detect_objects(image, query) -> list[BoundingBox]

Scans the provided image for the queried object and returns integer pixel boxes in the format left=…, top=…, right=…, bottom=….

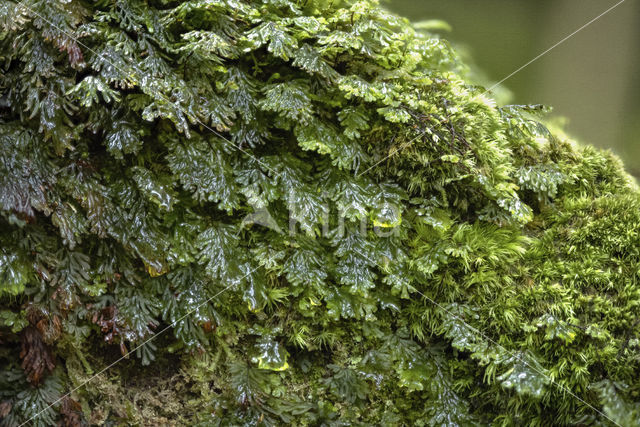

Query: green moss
left=1, top=0, right=640, bottom=425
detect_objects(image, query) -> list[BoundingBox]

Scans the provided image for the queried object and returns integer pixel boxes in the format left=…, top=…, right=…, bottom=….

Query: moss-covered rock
left=1, top=0, right=639, bottom=425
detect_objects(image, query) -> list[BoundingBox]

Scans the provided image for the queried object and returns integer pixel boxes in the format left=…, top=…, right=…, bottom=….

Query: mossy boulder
left=1, top=0, right=639, bottom=425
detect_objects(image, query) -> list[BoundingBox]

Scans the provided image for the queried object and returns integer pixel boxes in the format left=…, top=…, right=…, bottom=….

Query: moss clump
left=1, top=0, right=640, bottom=425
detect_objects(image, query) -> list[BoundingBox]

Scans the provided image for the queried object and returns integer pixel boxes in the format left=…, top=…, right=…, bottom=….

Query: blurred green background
left=386, top=0, right=640, bottom=176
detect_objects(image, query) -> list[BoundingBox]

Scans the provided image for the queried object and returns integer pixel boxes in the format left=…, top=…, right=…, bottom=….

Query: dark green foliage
left=1, top=0, right=640, bottom=425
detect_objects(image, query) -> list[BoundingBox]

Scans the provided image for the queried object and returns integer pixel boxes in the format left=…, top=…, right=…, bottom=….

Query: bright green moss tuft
left=1, top=0, right=639, bottom=425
